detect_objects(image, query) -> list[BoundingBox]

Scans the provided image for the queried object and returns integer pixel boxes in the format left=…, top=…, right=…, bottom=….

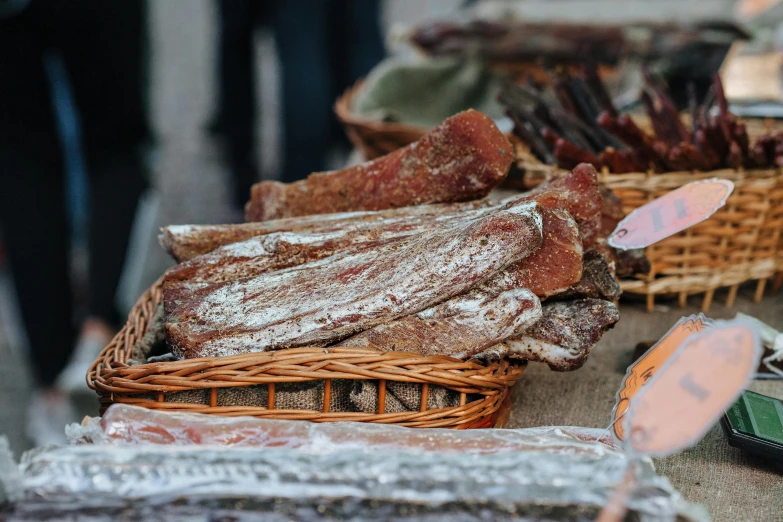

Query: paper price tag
left=608, top=178, right=734, bottom=250
left=612, top=314, right=710, bottom=441
left=623, top=319, right=761, bottom=457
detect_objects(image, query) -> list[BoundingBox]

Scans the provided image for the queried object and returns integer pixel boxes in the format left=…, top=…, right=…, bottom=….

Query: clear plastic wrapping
left=70, top=404, right=622, bottom=454
left=5, top=406, right=711, bottom=521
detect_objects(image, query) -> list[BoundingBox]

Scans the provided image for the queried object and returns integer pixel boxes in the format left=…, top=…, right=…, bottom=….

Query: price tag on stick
left=609, top=178, right=734, bottom=250
left=624, top=319, right=761, bottom=456
left=612, top=314, right=711, bottom=442
left=599, top=318, right=762, bottom=522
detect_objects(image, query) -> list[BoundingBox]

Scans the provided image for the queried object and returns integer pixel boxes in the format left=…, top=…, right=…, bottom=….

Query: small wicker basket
left=334, top=82, right=427, bottom=160
left=87, top=280, right=526, bottom=429
left=518, top=153, right=783, bottom=311
left=335, top=64, right=620, bottom=160
left=599, top=167, right=783, bottom=312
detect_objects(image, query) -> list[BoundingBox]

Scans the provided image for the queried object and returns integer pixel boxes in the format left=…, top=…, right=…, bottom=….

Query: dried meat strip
left=335, top=288, right=541, bottom=360
left=165, top=203, right=543, bottom=358
left=598, top=183, right=624, bottom=236
left=164, top=170, right=600, bottom=294
left=615, top=248, right=651, bottom=277
left=162, top=165, right=601, bottom=265
left=161, top=199, right=496, bottom=263
left=479, top=299, right=619, bottom=371
left=526, top=163, right=603, bottom=248
left=164, top=208, right=490, bottom=283
left=167, top=195, right=587, bottom=305
left=482, top=207, right=583, bottom=298
left=245, top=110, right=513, bottom=221
left=553, top=249, right=622, bottom=302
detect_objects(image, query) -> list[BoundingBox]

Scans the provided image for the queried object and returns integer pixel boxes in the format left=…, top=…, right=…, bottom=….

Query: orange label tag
left=608, top=178, right=734, bottom=250
left=623, top=319, right=761, bottom=457
left=612, top=314, right=710, bottom=441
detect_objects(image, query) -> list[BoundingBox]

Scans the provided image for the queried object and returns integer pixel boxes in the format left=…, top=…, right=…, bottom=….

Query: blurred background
left=0, top=0, right=469, bottom=457
left=0, top=0, right=779, bottom=457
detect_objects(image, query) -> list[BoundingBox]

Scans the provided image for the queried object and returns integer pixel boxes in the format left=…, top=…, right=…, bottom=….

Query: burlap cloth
left=508, top=292, right=783, bottom=522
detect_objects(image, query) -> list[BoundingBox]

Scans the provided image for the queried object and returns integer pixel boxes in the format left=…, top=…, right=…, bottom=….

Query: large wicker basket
left=599, top=167, right=783, bottom=312
left=87, top=280, right=526, bottom=429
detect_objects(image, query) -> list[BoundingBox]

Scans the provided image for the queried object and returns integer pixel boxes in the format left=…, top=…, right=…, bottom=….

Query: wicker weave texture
left=334, top=83, right=427, bottom=160
left=87, top=281, right=526, bottom=429
left=600, top=168, right=783, bottom=311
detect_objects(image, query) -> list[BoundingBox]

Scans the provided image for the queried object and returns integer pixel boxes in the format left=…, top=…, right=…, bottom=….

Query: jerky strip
left=245, top=109, right=512, bottom=221
left=478, top=299, right=620, bottom=371
left=335, top=288, right=542, bottom=360
left=553, top=249, right=622, bottom=302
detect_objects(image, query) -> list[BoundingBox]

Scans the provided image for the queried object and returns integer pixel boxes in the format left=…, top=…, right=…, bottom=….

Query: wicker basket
left=599, top=168, right=783, bottom=312
left=87, top=280, right=526, bottom=429
left=334, top=82, right=427, bottom=160
left=335, top=63, right=622, bottom=160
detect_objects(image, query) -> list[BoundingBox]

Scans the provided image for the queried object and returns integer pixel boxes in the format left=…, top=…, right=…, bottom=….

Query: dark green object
left=722, top=390, right=783, bottom=461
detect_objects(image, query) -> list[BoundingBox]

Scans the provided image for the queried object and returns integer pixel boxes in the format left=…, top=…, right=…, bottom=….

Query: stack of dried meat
left=158, top=110, right=644, bottom=372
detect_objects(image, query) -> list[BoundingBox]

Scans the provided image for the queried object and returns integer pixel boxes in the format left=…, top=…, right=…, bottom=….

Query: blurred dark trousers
left=274, top=0, right=385, bottom=182
left=214, top=0, right=385, bottom=189
left=214, top=0, right=264, bottom=207
left=0, top=0, right=150, bottom=387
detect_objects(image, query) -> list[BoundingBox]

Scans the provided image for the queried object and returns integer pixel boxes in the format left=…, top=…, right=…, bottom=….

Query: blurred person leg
left=215, top=0, right=262, bottom=209
left=327, top=0, right=385, bottom=152
left=52, top=0, right=150, bottom=395
left=0, top=2, right=77, bottom=445
left=274, top=0, right=335, bottom=183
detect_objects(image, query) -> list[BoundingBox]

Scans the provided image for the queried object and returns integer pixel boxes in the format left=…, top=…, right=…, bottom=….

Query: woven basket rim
left=334, top=81, right=431, bottom=134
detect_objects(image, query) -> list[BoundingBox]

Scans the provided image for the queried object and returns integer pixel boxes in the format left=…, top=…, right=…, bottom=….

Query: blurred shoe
left=56, top=319, right=113, bottom=395
left=26, top=389, right=75, bottom=447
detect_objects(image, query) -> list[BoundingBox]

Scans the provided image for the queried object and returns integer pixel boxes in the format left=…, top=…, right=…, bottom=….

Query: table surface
left=506, top=288, right=783, bottom=522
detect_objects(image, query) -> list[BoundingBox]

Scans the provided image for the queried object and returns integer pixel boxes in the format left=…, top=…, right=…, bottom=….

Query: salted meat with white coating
left=481, top=207, right=583, bottom=298
left=335, top=288, right=541, bottom=359
left=161, top=165, right=602, bottom=266
left=165, top=203, right=543, bottom=358
left=168, top=203, right=583, bottom=302
left=160, top=199, right=496, bottom=263
left=532, top=163, right=604, bottom=247
left=479, top=299, right=619, bottom=371
left=164, top=207, right=492, bottom=283
left=245, top=109, right=513, bottom=221
left=165, top=191, right=586, bottom=293
left=615, top=247, right=651, bottom=277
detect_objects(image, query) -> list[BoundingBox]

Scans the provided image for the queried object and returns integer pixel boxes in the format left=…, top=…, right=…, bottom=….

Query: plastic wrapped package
left=3, top=406, right=711, bottom=521
left=0, top=437, right=22, bottom=505
left=70, top=404, right=622, bottom=453
left=11, top=442, right=708, bottom=521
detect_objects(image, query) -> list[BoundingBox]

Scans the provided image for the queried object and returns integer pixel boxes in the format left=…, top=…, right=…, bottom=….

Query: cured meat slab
left=165, top=203, right=543, bottom=358
left=164, top=207, right=492, bottom=283
left=481, top=299, right=619, bottom=371
left=161, top=165, right=602, bottom=266
left=335, top=288, right=541, bottom=359
left=160, top=199, right=496, bottom=262
left=245, top=110, right=513, bottom=221
left=481, top=207, right=583, bottom=298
